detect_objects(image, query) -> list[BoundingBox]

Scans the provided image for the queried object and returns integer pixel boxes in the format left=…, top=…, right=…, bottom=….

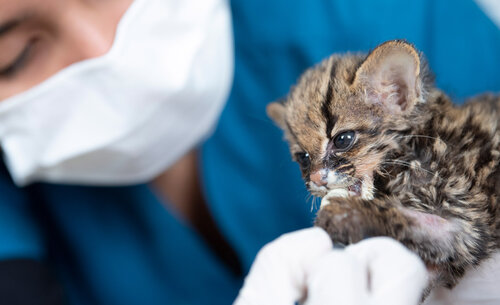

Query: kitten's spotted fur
left=268, top=40, right=500, bottom=292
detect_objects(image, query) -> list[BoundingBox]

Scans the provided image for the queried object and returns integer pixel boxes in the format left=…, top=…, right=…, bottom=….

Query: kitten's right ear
left=266, top=101, right=287, bottom=129
left=352, top=40, right=423, bottom=114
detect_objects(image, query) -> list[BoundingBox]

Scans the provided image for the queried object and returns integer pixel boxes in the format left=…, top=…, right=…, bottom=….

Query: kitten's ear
left=353, top=40, right=422, bottom=114
left=267, top=100, right=287, bottom=129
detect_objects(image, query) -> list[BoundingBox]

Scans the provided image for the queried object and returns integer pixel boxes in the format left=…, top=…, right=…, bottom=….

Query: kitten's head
left=267, top=40, right=432, bottom=198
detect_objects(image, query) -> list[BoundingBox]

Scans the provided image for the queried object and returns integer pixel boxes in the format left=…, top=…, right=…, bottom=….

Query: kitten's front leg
left=315, top=195, right=413, bottom=247
left=315, top=195, right=490, bottom=289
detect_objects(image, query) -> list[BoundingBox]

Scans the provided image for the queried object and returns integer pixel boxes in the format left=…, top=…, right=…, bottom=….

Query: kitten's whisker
left=305, top=193, right=312, bottom=202
left=400, top=135, right=454, bottom=148
left=306, top=193, right=317, bottom=212
left=313, top=196, right=320, bottom=211
left=400, top=135, right=439, bottom=141
left=306, top=195, right=321, bottom=212
left=382, top=160, right=442, bottom=181
left=377, top=167, right=391, bottom=178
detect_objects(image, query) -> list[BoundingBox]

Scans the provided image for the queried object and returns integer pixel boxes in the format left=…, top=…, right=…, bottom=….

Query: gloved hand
left=233, top=228, right=428, bottom=305
left=424, top=251, right=500, bottom=305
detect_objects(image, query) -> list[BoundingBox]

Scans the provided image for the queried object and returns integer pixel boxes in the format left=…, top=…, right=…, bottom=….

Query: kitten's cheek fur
left=325, top=170, right=342, bottom=186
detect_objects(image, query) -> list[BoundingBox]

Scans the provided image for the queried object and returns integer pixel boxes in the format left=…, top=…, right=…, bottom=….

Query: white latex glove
left=233, top=228, right=428, bottom=305
left=424, top=251, right=500, bottom=305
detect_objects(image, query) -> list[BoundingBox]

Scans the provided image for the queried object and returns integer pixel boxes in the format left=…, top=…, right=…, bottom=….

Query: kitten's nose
left=310, top=170, right=327, bottom=187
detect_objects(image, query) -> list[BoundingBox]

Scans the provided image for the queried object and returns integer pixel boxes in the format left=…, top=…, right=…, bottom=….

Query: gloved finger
left=304, top=250, right=368, bottom=305
left=233, top=227, right=333, bottom=305
left=345, top=237, right=428, bottom=305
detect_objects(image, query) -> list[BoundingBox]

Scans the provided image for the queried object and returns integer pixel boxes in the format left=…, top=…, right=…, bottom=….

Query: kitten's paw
left=320, top=189, right=349, bottom=208
left=315, top=199, right=381, bottom=245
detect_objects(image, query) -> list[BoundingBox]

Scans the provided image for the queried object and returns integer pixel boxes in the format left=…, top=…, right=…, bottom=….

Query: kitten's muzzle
left=308, top=167, right=362, bottom=199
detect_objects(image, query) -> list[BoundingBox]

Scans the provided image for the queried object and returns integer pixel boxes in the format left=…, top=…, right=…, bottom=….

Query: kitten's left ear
left=353, top=40, right=422, bottom=114
left=267, top=100, right=287, bottom=129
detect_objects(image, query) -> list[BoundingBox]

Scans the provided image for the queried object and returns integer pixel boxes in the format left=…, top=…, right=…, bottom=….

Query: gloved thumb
left=233, top=228, right=333, bottom=305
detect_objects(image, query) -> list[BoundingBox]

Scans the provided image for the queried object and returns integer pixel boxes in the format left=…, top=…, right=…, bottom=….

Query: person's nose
left=62, top=12, right=114, bottom=61
left=310, top=169, right=328, bottom=187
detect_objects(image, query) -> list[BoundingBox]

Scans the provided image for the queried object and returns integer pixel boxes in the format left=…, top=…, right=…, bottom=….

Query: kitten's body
left=268, top=40, right=499, bottom=292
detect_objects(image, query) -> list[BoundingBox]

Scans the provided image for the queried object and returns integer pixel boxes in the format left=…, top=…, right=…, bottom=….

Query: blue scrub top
left=0, top=1, right=499, bottom=304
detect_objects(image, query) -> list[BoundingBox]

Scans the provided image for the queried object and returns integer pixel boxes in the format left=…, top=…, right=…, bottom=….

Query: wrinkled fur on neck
left=267, top=40, right=500, bottom=295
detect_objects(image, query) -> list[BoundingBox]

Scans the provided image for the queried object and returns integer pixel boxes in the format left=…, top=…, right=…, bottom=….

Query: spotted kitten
left=267, top=40, right=500, bottom=292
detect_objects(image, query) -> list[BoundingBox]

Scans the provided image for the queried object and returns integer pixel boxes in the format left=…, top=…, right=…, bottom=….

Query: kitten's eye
left=333, top=131, right=355, bottom=150
left=294, top=152, right=310, bottom=169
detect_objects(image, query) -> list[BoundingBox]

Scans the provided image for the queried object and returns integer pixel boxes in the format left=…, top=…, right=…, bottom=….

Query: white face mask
left=0, top=0, right=233, bottom=186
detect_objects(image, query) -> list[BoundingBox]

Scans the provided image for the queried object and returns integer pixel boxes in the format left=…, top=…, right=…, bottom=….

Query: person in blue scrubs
left=0, top=1, right=499, bottom=305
